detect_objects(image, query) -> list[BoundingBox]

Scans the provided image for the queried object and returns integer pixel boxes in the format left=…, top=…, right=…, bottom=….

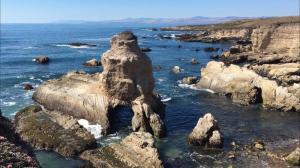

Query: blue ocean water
left=1, top=24, right=299, bottom=167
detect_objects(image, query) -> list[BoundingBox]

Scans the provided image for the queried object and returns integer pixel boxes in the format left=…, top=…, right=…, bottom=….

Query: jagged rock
left=188, top=113, right=223, bottom=148
left=15, top=105, right=97, bottom=157
left=0, top=110, right=40, bottom=168
left=210, top=54, right=220, bottom=60
left=68, top=43, right=96, bottom=47
left=33, top=32, right=166, bottom=137
left=190, top=58, right=199, bottom=64
left=34, top=56, right=49, bottom=64
left=80, top=132, right=164, bottom=168
left=171, top=66, right=182, bottom=74
left=141, top=47, right=152, bottom=52
left=24, top=84, right=33, bottom=90
left=83, top=59, right=101, bottom=66
left=285, top=147, right=300, bottom=166
left=197, top=61, right=300, bottom=111
left=181, top=76, right=198, bottom=85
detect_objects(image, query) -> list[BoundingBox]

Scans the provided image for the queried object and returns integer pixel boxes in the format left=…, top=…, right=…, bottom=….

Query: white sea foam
left=161, top=97, right=172, bottom=102
left=2, top=101, right=16, bottom=106
left=78, top=119, right=102, bottom=139
left=55, top=44, right=92, bottom=49
left=178, top=83, right=215, bottom=93
left=24, top=46, right=38, bottom=49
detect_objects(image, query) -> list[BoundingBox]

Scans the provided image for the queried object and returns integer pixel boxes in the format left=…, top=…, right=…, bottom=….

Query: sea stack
left=33, top=31, right=166, bottom=137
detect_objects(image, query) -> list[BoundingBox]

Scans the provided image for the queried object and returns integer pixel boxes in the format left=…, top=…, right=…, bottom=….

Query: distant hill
left=53, top=16, right=252, bottom=27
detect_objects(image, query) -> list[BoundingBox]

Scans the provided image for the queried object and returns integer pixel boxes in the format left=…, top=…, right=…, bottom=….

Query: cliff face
left=251, top=23, right=300, bottom=56
left=209, top=28, right=251, bottom=40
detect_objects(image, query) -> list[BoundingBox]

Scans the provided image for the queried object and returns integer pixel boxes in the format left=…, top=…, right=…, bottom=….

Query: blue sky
left=1, top=0, right=299, bottom=23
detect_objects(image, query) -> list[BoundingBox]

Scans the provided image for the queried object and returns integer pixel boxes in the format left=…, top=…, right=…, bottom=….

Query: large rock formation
left=0, top=111, right=40, bottom=167
left=14, top=105, right=97, bottom=157
left=81, top=132, right=164, bottom=168
left=197, top=61, right=300, bottom=111
left=33, top=32, right=166, bottom=137
left=188, top=113, right=223, bottom=148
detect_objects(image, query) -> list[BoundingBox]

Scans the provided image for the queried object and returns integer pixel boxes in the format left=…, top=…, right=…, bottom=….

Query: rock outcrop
left=34, top=56, right=49, bottom=64
left=15, top=105, right=97, bottom=157
left=33, top=32, right=166, bottom=137
left=285, top=147, right=300, bottom=166
left=81, top=132, right=164, bottom=168
left=188, top=113, right=223, bottom=148
left=0, top=111, right=40, bottom=167
left=83, top=58, right=101, bottom=66
left=197, top=61, right=300, bottom=111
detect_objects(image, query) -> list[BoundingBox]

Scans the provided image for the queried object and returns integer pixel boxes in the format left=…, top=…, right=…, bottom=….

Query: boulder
left=197, top=61, right=300, bottom=111
left=83, top=58, right=101, bottom=66
left=33, top=32, right=166, bottom=137
left=285, top=147, right=300, bottom=166
left=188, top=113, right=223, bottom=148
left=80, top=132, right=164, bottom=168
left=140, top=47, right=152, bottom=52
left=171, top=66, right=182, bottom=74
left=15, top=105, right=97, bottom=157
left=204, top=47, right=219, bottom=52
left=181, top=76, right=198, bottom=85
left=34, top=56, right=49, bottom=64
left=24, top=84, right=33, bottom=90
left=190, top=58, right=199, bottom=64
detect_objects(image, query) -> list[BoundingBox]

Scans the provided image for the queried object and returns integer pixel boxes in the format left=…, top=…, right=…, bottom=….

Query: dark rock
left=181, top=76, right=198, bottom=85
left=68, top=43, right=96, bottom=47
left=15, top=105, right=97, bottom=157
left=24, top=84, right=33, bottom=90
left=178, top=45, right=182, bottom=48
left=34, top=56, right=49, bottom=64
left=153, top=65, right=162, bottom=71
left=210, top=54, right=220, bottom=60
left=190, top=58, right=199, bottom=64
left=236, top=39, right=252, bottom=45
left=151, top=28, right=158, bottom=31
left=229, top=47, right=240, bottom=54
left=141, top=47, right=152, bottom=52
left=204, top=47, right=219, bottom=52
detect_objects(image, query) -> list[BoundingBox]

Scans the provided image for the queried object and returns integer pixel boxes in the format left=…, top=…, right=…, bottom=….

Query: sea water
left=1, top=23, right=299, bottom=167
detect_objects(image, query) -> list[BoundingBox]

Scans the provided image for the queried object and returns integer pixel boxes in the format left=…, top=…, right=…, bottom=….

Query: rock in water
left=83, top=58, right=101, bottom=66
left=140, top=47, right=152, bottom=52
left=188, top=113, right=223, bottom=148
left=181, top=76, right=198, bottom=85
left=24, top=84, right=33, bottom=90
left=33, top=31, right=166, bottom=137
left=171, top=66, right=182, bottom=73
left=14, top=105, right=97, bottom=157
left=34, top=56, right=49, bottom=64
left=286, top=147, right=300, bottom=166
left=80, top=132, right=164, bottom=168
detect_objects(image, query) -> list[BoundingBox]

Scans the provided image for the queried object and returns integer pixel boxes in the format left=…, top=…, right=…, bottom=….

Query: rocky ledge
left=14, top=105, right=97, bottom=157
left=33, top=31, right=166, bottom=137
left=0, top=110, right=40, bottom=167
left=81, top=132, right=164, bottom=168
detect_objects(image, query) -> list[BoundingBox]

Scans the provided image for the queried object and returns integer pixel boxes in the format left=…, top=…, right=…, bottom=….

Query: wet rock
left=171, top=66, right=182, bottom=74
left=285, top=147, right=300, bottom=166
left=210, top=54, right=220, bottom=60
left=204, top=47, right=219, bottom=52
left=188, top=113, right=223, bottom=148
left=80, top=132, right=164, bottom=168
left=15, top=105, right=97, bottom=157
left=83, top=58, right=101, bottom=66
left=0, top=110, right=40, bottom=168
left=190, top=58, right=199, bottom=64
left=181, top=76, right=198, bottom=85
left=141, top=47, right=152, bottom=52
left=24, top=84, right=33, bottom=90
left=68, top=42, right=96, bottom=47
left=151, top=28, right=158, bottom=31
left=34, top=56, right=49, bottom=64
left=153, top=65, right=162, bottom=71
left=33, top=32, right=166, bottom=137
left=229, top=47, right=240, bottom=54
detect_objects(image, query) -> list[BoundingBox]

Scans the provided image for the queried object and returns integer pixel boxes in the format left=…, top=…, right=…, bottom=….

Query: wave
left=2, top=101, right=16, bottom=107
left=178, top=83, right=215, bottom=93
left=55, top=44, right=93, bottom=49
left=78, top=119, right=102, bottom=139
left=23, top=46, right=38, bottom=49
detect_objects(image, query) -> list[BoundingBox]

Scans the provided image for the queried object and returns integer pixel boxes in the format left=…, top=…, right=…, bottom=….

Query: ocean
left=1, top=23, right=299, bottom=167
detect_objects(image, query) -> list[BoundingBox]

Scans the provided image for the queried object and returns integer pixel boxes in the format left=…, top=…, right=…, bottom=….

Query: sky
left=1, top=0, right=299, bottom=23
